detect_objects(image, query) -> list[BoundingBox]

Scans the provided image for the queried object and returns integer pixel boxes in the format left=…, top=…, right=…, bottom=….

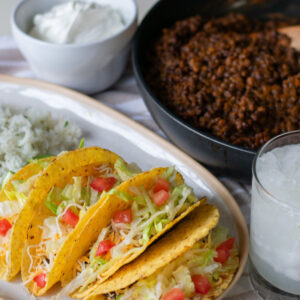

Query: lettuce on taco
left=0, top=157, right=55, bottom=280
left=86, top=205, right=239, bottom=300
left=21, top=147, right=136, bottom=296
left=56, top=167, right=204, bottom=299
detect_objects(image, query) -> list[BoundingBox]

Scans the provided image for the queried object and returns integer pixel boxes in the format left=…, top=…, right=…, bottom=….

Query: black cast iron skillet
left=132, top=0, right=300, bottom=182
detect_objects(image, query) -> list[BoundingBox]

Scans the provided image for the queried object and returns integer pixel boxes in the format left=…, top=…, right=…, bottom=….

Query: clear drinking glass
left=250, top=131, right=300, bottom=299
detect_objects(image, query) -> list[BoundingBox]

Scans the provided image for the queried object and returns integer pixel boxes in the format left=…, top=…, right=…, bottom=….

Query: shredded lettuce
left=42, top=217, right=59, bottom=239
left=117, top=227, right=238, bottom=300
left=108, top=189, right=133, bottom=202
left=133, top=195, right=147, bottom=206
left=165, top=184, right=197, bottom=221
left=0, top=171, right=14, bottom=190
left=173, top=265, right=195, bottom=297
left=11, top=179, right=25, bottom=190
left=27, top=158, right=50, bottom=169
left=45, top=200, right=58, bottom=215
left=154, top=217, right=169, bottom=233
left=12, top=173, right=40, bottom=195
left=0, top=200, right=23, bottom=218
left=72, top=177, right=82, bottom=202
left=37, top=216, right=72, bottom=273
left=0, top=172, right=43, bottom=219
left=78, top=138, right=85, bottom=149
left=56, top=201, right=69, bottom=216
left=142, top=222, right=153, bottom=244
left=211, top=226, right=229, bottom=247
left=45, top=237, right=65, bottom=256
left=169, top=186, right=182, bottom=202
left=141, top=187, right=155, bottom=214
left=114, top=159, right=141, bottom=181
left=61, top=184, right=73, bottom=200
left=90, top=188, right=99, bottom=206
left=202, top=249, right=215, bottom=266
left=45, top=187, right=58, bottom=215
left=162, top=166, right=175, bottom=180
left=189, top=249, right=215, bottom=268
left=67, top=169, right=203, bottom=295
left=93, top=257, right=108, bottom=267
left=81, top=187, right=91, bottom=206
left=90, top=174, right=198, bottom=269
left=4, top=190, right=27, bottom=205
left=44, top=176, right=101, bottom=215
left=213, top=271, right=219, bottom=281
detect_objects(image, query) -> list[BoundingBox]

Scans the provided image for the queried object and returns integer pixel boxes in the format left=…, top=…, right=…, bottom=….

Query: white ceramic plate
left=0, top=75, right=249, bottom=300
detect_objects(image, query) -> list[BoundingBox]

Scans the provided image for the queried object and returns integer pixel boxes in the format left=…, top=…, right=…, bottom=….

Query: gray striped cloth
left=0, top=36, right=259, bottom=300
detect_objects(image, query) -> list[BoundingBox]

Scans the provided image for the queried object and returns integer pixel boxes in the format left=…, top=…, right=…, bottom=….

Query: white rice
left=0, top=106, right=82, bottom=181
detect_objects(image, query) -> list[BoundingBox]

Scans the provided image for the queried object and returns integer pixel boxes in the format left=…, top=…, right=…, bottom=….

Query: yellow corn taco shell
left=87, top=204, right=238, bottom=300
left=21, top=147, right=121, bottom=296
left=59, top=168, right=205, bottom=299
left=0, top=157, right=55, bottom=280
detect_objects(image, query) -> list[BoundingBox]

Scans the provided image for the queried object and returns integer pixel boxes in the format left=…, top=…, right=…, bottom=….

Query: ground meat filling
left=145, top=13, right=300, bottom=150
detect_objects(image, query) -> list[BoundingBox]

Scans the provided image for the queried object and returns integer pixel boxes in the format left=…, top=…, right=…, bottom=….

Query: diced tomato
left=217, top=237, right=235, bottom=251
left=214, top=247, right=230, bottom=264
left=152, top=190, right=170, bottom=206
left=192, top=274, right=211, bottom=295
left=62, top=208, right=79, bottom=228
left=0, top=218, right=12, bottom=236
left=162, top=288, right=185, bottom=300
left=214, top=237, right=235, bottom=264
left=95, top=240, right=115, bottom=257
left=154, top=177, right=171, bottom=193
left=113, top=208, right=132, bottom=224
left=34, top=272, right=46, bottom=288
left=90, top=177, right=116, bottom=193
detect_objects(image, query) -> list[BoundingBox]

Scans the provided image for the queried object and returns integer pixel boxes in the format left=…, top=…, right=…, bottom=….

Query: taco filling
left=0, top=159, right=52, bottom=266
left=67, top=167, right=198, bottom=293
left=108, top=227, right=239, bottom=300
left=25, top=159, right=139, bottom=290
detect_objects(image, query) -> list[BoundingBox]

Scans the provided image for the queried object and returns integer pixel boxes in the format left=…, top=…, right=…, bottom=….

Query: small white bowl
left=11, top=0, right=137, bottom=94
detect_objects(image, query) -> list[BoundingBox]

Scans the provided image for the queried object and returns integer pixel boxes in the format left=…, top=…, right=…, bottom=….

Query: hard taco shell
left=0, top=157, right=55, bottom=280
left=60, top=168, right=205, bottom=299
left=86, top=204, right=237, bottom=300
left=21, top=147, right=121, bottom=296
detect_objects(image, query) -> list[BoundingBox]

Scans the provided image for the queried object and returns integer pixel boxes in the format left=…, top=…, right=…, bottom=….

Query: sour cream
left=29, top=1, right=125, bottom=44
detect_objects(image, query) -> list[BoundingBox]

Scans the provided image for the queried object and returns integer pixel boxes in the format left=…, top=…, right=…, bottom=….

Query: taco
left=86, top=204, right=239, bottom=300
left=21, top=147, right=137, bottom=296
left=56, top=167, right=204, bottom=299
left=0, top=156, right=55, bottom=280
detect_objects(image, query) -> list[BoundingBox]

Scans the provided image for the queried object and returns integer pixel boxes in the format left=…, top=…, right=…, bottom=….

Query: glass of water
left=250, top=130, right=300, bottom=298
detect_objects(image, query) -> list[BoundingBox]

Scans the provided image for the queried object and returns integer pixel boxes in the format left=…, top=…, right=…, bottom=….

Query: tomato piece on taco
left=21, top=147, right=138, bottom=296
left=56, top=167, right=205, bottom=299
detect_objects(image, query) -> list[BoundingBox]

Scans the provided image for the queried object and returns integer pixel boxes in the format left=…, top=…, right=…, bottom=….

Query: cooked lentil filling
left=145, top=13, right=300, bottom=150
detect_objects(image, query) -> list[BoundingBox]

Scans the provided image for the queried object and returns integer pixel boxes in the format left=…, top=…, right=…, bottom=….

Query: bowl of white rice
left=0, top=105, right=82, bottom=183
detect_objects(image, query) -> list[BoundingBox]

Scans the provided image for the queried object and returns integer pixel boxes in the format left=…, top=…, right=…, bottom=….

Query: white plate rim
left=0, top=74, right=249, bottom=299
